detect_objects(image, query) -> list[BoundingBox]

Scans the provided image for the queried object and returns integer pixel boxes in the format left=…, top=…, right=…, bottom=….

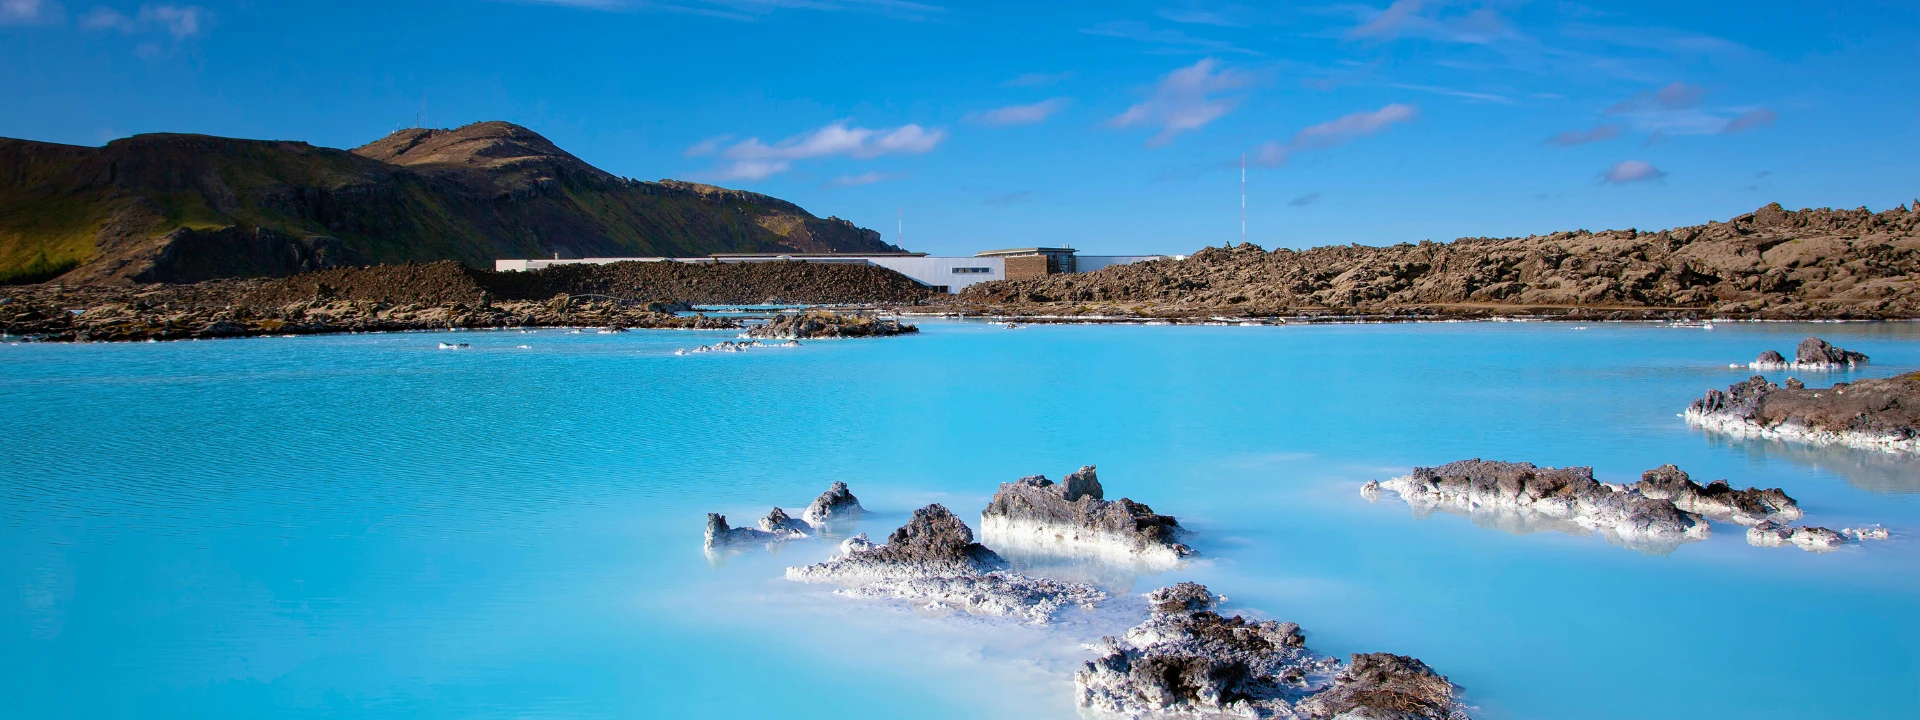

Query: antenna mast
left=1239, top=153, right=1246, bottom=247
left=898, top=207, right=904, bottom=247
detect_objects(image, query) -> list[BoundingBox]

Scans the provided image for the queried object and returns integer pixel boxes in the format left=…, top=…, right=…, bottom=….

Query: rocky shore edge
left=1687, top=373, right=1920, bottom=453
left=1366, top=459, right=1884, bottom=553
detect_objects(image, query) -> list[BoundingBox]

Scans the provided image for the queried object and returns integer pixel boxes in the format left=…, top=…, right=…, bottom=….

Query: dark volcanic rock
left=1373, top=459, right=1709, bottom=553
left=743, top=311, right=918, bottom=340
left=979, top=465, right=1192, bottom=566
left=1746, top=522, right=1848, bottom=551
left=1294, top=653, right=1469, bottom=720
left=1075, top=583, right=1469, bottom=719
left=787, top=504, right=1008, bottom=584
left=787, top=504, right=1105, bottom=624
left=1687, top=373, right=1920, bottom=452
left=1748, top=337, right=1868, bottom=370
left=1632, top=464, right=1801, bottom=525
left=803, top=481, right=865, bottom=526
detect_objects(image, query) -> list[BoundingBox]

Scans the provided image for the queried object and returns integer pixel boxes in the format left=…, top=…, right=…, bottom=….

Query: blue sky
left=3, top=1, right=1917, bottom=256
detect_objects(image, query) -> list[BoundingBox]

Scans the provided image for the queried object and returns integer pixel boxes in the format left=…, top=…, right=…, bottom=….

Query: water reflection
left=1700, top=430, right=1920, bottom=494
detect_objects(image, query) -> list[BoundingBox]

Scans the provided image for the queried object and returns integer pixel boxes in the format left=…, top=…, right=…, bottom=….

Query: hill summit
left=0, top=122, right=901, bottom=285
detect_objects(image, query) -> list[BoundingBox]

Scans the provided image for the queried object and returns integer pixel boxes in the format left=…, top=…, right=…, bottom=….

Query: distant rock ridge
left=957, top=201, right=1920, bottom=320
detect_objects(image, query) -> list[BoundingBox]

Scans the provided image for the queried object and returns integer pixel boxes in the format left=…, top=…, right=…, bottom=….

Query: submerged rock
left=1686, top=372, right=1920, bottom=452
left=979, top=465, right=1192, bottom=566
left=1844, top=525, right=1890, bottom=542
left=1747, top=337, right=1869, bottom=371
left=804, top=481, right=865, bottom=526
left=757, top=507, right=812, bottom=538
left=1075, top=583, right=1469, bottom=719
left=1376, top=460, right=1709, bottom=553
left=1632, top=465, right=1801, bottom=525
left=1747, top=522, right=1848, bottom=551
left=788, top=504, right=1102, bottom=624
left=744, top=311, right=918, bottom=340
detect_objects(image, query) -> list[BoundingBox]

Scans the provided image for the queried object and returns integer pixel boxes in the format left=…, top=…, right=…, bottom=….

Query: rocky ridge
left=979, top=465, right=1193, bottom=567
left=1687, top=373, right=1920, bottom=453
left=954, top=202, right=1920, bottom=320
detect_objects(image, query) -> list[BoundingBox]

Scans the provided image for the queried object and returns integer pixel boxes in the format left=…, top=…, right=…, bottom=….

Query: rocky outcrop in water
left=1746, top=522, right=1848, bottom=551
left=1748, top=337, right=1869, bottom=370
left=786, top=504, right=1103, bottom=624
left=804, top=481, right=865, bottom=526
left=1373, top=460, right=1709, bottom=552
left=743, top=311, right=918, bottom=340
left=1632, top=465, right=1801, bottom=525
left=1687, top=373, right=1920, bottom=452
left=1075, top=583, right=1469, bottom=719
left=979, top=465, right=1192, bottom=566
left=953, top=202, right=1920, bottom=321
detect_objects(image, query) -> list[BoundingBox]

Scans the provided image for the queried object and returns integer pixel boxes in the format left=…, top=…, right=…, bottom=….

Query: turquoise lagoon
left=2, top=321, right=1917, bottom=718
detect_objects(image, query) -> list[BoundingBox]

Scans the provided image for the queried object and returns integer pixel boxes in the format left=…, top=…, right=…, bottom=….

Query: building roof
left=973, top=247, right=1077, bottom=257
left=708, top=252, right=928, bottom=258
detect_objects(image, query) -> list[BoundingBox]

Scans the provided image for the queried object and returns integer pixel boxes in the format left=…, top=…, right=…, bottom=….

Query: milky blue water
left=4, top=321, right=1918, bottom=719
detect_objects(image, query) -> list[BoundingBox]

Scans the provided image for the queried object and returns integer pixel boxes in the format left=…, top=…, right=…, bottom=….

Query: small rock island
left=1746, top=337, right=1870, bottom=371
left=1687, top=372, right=1920, bottom=452
left=979, top=465, right=1193, bottom=567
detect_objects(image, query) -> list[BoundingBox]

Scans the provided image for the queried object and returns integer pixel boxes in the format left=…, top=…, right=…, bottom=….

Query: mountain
left=0, top=121, right=902, bottom=285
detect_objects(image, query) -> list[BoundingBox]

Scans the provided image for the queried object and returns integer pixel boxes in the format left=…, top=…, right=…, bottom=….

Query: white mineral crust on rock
left=979, top=465, right=1193, bottom=568
left=1377, top=460, right=1710, bottom=553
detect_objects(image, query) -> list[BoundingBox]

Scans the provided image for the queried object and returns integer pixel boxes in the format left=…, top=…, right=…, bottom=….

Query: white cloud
left=0, top=0, right=64, bottom=25
left=80, top=4, right=207, bottom=38
left=1252, top=103, right=1420, bottom=167
left=1109, top=58, right=1252, bottom=147
left=1600, top=160, right=1664, bottom=184
left=702, top=120, right=946, bottom=180
left=1601, top=82, right=1775, bottom=138
left=975, top=98, right=1068, bottom=127
left=683, top=135, right=732, bottom=157
left=1604, top=81, right=1703, bottom=114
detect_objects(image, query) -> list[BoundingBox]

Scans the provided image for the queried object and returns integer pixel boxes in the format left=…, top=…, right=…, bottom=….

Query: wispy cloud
left=1600, top=160, right=1664, bottom=184
left=828, top=170, right=901, bottom=187
left=1109, top=58, right=1252, bottom=147
left=1156, top=4, right=1248, bottom=26
left=1559, top=22, right=1750, bottom=57
left=697, top=120, right=946, bottom=181
left=517, top=0, right=943, bottom=21
left=985, top=190, right=1033, bottom=205
left=1288, top=191, right=1320, bottom=207
left=0, top=0, right=64, bottom=25
left=80, top=4, right=208, bottom=38
left=683, top=135, right=732, bottom=157
left=1386, top=82, right=1512, bottom=104
left=1546, top=123, right=1622, bottom=147
left=974, top=98, right=1069, bottom=127
left=1083, top=19, right=1261, bottom=55
left=1004, top=71, right=1073, bottom=88
left=1601, top=82, right=1776, bottom=138
left=1347, top=0, right=1518, bottom=45
left=1253, top=103, right=1420, bottom=166
left=1604, top=81, right=1703, bottom=114
left=1721, top=109, right=1775, bottom=134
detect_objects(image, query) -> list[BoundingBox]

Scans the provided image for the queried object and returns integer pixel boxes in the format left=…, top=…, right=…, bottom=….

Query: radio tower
left=898, top=207, right=904, bottom=247
left=1239, top=153, right=1246, bottom=247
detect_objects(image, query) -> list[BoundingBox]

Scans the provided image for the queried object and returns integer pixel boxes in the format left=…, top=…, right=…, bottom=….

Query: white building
left=494, top=248, right=1180, bottom=294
